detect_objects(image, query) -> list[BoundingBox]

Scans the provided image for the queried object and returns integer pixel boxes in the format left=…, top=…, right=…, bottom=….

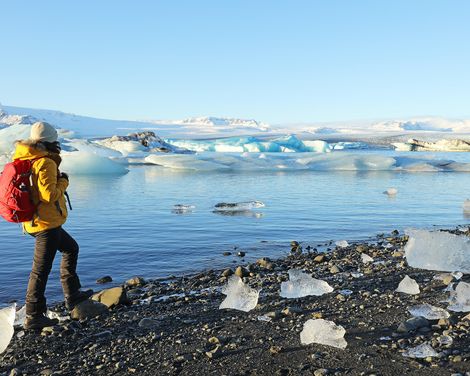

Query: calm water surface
left=1, top=150, right=470, bottom=303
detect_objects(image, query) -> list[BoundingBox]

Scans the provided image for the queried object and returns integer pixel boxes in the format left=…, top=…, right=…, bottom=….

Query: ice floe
left=408, top=303, right=450, bottom=320
left=0, top=304, right=16, bottom=354
left=61, top=152, right=128, bottom=175
left=395, top=275, right=420, bottom=295
left=214, top=201, right=265, bottom=212
left=280, top=269, right=334, bottom=298
left=405, top=230, right=470, bottom=273
left=402, top=342, right=439, bottom=358
left=300, top=319, right=347, bottom=349
left=447, top=281, right=470, bottom=312
left=219, top=275, right=260, bottom=312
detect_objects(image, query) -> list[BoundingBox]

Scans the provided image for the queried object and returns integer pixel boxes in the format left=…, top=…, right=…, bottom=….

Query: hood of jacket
left=13, top=141, right=49, bottom=161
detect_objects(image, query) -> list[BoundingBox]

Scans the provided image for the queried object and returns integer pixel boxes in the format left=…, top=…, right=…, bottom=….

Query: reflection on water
left=212, top=210, right=264, bottom=218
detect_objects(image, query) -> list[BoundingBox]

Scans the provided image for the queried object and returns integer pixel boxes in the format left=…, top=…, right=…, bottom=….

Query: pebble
left=96, top=275, right=113, bottom=284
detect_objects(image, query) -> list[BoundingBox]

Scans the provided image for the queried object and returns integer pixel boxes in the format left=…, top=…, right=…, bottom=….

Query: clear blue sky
left=1, top=1, right=469, bottom=124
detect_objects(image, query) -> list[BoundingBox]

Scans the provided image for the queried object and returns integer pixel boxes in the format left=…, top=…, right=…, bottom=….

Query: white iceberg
left=300, top=319, right=347, bottom=349
left=402, top=342, right=439, bottom=358
left=404, top=229, right=470, bottom=273
left=396, top=275, right=420, bottom=295
left=394, top=138, right=470, bottom=152
left=61, top=152, right=128, bottom=175
left=408, top=303, right=450, bottom=320
left=361, top=253, right=374, bottom=263
left=0, top=304, right=16, bottom=354
left=447, top=281, right=470, bottom=312
left=280, top=269, right=334, bottom=298
left=219, top=275, right=260, bottom=312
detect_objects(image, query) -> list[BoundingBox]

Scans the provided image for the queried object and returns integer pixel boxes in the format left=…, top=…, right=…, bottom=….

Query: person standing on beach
left=12, top=122, right=92, bottom=330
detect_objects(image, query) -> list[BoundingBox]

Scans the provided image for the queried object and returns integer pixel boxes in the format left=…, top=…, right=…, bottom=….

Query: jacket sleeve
left=35, top=159, right=69, bottom=204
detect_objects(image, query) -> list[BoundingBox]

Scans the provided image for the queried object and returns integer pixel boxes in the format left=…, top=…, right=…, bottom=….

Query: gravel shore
left=1, top=229, right=470, bottom=376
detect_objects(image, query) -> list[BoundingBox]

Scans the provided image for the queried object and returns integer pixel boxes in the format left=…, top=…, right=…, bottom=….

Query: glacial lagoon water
left=1, top=149, right=470, bottom=303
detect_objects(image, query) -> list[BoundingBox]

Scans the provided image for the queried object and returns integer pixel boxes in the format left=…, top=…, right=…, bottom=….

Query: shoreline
left=1, top=228, right=470, bottom=375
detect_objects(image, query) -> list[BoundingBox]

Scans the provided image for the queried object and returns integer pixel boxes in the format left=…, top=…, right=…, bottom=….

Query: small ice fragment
left=452, top=271, right=463, bottom=280
left=437, top=335, right=453, bottom=346
left=361, top=253, right=374, bottom=263
left=404, top=229, right=470, bottom=273
left=350, top=272, right=363, bottom=278
left=300, top=319, right=347, bottom=349
left=395, top=275, right=420, bottom=295
left=257, top=315, right=272, bottom=322
left=408, top=303, right=450, bottom=320
left=335, top=240, right=349, bottom=248
left=380, top=336, right=392, bottom=341
left=447, top=281, right=470, bottom=312
left=219, top=275, right=260, bottom=312
left=339, top=289, right=353, bottom=296
left=384, top=188, right=398, bottom=196
left=214, top=201, right=265, bottom=212
left=0, top=304, right=16, bottom=354
left=14, top=305, right=26, bottom=327
left=402, top=342, right=439, bottom=358
left=280, top=269, right=334, bottom=298
left=444, top=283, right=455, bottom=292
left=173, top=204, right=195, bottom=211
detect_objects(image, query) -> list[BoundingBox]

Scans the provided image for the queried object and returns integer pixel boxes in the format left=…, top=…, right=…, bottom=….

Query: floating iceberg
left=280, top=269, right=334, bottom=298
left=172, top=204, right=195, bottom=213
left=396, top=275, right=420, bottom=295
left=219, top=275, right=260, bottom=312
left=393, top=138, right=470, bottom=152
left=61, top=152, right=128, bottom=175
left=361, top=253, right=374, bottom=263
left=463, top=200, right=470, bottom=214
left=447, top=281, right=470, bottom=312
left=405, top=230, right=470, bottom=273
left=144, top=152, right=470, bottom=172
left=402, top=342, right=439, bottom=358
left=214, top=201, right=265, bottom=212
left=408, top=304, right=450, bottom=320
left=0, top=304, right=16, bottom=354
left=300, top=319, right=347, bottom=349
left=166, top=135, right=331, bottom=154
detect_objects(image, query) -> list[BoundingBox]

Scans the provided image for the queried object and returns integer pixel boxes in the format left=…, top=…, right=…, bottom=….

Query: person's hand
left=60, top=172, right=69, bottom=181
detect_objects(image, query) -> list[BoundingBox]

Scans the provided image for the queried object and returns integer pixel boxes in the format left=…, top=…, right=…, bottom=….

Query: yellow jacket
left=13, top=142, right=69, bottom=233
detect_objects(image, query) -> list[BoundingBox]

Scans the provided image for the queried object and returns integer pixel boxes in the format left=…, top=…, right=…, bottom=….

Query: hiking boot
left=24, top=314, right=59, bottom=330
left=65, top=289, right=94, bottom=310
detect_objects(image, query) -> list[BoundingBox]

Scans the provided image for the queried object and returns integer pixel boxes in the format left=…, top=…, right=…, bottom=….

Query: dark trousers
left=26, top=226, right=81, bottom=316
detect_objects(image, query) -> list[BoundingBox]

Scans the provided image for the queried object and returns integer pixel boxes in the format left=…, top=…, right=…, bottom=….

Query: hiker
left=12, top=122, right=92, bottom=329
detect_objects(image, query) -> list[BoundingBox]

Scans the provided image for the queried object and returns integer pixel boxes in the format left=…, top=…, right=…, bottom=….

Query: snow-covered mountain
left=0, top=105, right=271, bottom=138
left=151, top=116, right=270, bottom=132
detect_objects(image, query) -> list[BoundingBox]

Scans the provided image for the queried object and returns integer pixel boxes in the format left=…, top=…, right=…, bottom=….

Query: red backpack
left=0, top=158, right=41, bottom=223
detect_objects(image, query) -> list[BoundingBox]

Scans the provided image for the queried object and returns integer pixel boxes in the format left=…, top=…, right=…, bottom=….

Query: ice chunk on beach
left=396, top=275, right=420, bottom=295
left=214, top=201, right=265, bottom=211
left=280, top=269, right=334, bottom=298
left=61, top=152, right=128, bottom=175
left=219, top=275, right=260, bottom=312
left=0, top=304, right=16, bottom=354
left=408, top=303, right=450, bottom=320
left=402, top=342, right=439, bottom=358
left=361, top=253, right=374, bottom=263
left=300, top=319, right=347, bottom=349
left=447, top=281, right=470, bottom=312
left=383, top=187, right=398, bottom=196
left=404, top=229, right=470, bottom=273
left=335, top=240, right=349, bottom=248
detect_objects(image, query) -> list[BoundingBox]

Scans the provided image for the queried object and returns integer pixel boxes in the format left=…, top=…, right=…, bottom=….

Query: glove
left=60, top=172, right=69, bottom=181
